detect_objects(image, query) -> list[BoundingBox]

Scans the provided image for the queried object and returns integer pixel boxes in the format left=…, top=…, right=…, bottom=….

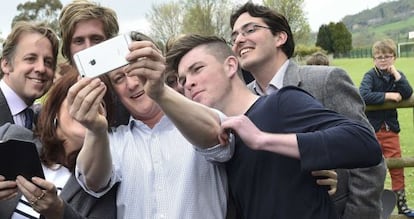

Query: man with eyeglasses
left=360, top=38, right=414, bottom=217
left=229, top=2, right=386, bottom=219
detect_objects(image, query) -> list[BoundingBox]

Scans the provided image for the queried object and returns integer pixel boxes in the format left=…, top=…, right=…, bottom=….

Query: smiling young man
left=0, top=21, right=59, bottom=129
left=229, top=3, right=387, bottom=219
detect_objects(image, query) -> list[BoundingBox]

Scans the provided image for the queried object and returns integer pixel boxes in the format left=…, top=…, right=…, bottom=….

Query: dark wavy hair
left=230, top=2, right=295, bottom=58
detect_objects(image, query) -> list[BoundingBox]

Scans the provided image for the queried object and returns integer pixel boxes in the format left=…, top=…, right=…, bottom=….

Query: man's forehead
left=233, top=13, right=263, bottom=29
left=178, top=47, right=205, bottom=69
left=72, top=20, right=106, bottom=37
left=16, top=33, right=52, bottom=53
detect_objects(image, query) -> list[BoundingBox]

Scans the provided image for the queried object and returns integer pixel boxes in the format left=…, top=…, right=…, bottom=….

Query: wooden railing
left=365, top=94, right=414, bottom=219
left=365, top=94, right=414, bottom=111
left=365, top=94, right=414, bottom=169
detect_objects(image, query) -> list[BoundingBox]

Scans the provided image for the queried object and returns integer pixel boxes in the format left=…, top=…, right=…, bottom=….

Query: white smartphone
left=73, top=33, right=132, bottom=78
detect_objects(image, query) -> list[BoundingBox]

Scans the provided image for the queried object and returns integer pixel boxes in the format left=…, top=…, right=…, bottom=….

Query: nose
left=84, top=39, right=95, bottom=48
left=125, top=75, right=141, bottom=90
left=34, top=60, right=46, bottom=73
left=233, top=33, right=246, bottom=46
left=183, top=75, right=198, bottom=98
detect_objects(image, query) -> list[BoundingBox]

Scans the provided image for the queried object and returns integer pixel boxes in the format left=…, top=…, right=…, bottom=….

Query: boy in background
left=360, top=38, right=413, bottom=217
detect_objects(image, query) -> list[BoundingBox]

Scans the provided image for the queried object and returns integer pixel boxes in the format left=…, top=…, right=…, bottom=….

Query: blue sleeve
left=276, top=87, right=382, bottom=171
left=359, top=70, right=386, bottom=105
left=395, top=72, right=413, bottom=99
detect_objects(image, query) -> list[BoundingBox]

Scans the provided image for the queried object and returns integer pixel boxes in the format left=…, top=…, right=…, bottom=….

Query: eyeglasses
left=374, top=55, right=394, bottom=61
left=230, top=23, right=271, bottom=45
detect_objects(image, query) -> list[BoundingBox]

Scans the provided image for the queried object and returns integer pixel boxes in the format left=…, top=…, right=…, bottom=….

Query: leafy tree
left=147, top=0, right=233, bottom=45
left=0, top=31, right=3, bottom=53
left=331, top=22, right=352, bottom=57
left=183, top=0, right=231, bottom=39
left=12, top=0, right=62, bottom=34
left=182, top=0, right=216, bottom=35
left=146, top=1, right=183, bottom=46
left=263, top=0, right=311, bottom=45
left=316, top=24, right=333, bottom=53
left=316, top=22, right=352, bottom=57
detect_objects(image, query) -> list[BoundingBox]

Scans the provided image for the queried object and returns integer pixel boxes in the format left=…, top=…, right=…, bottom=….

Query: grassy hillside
left=352, top=16, right=414, bottom=48
left=337, top=0, right=414, bottom=48
left=332, top=57, right=414, bottom=209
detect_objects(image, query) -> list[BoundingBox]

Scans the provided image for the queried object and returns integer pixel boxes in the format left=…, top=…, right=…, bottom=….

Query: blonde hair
left=59, top=0, right=119, bottom=63
left=306, top=52, right=329, bottom=66
left=1, top=21, right=59, bottom=77
left=372, top=39, right=397, bottom=57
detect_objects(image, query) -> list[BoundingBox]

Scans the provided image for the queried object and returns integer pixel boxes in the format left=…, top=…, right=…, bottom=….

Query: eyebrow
left=232, top=22, right=255, bottom=33
left=187, top=61, right=203, bottom=73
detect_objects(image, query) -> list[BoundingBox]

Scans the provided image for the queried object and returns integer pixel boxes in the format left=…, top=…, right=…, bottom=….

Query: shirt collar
left=253, top=59, right=289, bottom=95
left=0, top=79, right=28, bottom=116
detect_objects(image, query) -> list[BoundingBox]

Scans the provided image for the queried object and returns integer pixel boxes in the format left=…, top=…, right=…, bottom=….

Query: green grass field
left=331, top=57, right=414, bottom=209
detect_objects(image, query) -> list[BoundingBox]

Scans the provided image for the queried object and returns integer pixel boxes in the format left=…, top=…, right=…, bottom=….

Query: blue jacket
left=359, top=67, right=413, bottom=133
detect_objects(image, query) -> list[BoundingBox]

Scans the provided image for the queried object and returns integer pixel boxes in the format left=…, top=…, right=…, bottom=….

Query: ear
left=1, top=58, right=12, bottom=75
left=224, top=56, right=239, bottom=78
left=275, top=31, right=288, bottom=47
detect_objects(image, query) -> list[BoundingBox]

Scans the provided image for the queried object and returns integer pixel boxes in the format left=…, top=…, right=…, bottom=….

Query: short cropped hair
left=1, top=21, right=59, bottom=77
left=166, top=34, right=238, bottom=74
left=59, top=0, right=119, bottom=62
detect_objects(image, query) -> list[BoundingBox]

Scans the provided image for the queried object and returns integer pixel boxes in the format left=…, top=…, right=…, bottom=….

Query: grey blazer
left=248, top=60, right=387, bottom=219
left=0, top=123, right=117, bottom=219
left=0, top=89, right=14, bottom=126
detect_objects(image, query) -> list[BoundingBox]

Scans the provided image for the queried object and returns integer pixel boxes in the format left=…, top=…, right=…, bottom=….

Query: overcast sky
left=0, top=0, right=386, bottom=38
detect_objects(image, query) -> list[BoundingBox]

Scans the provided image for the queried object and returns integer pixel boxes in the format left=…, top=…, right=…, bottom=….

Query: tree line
left=2, top=0, right=353, bottom=58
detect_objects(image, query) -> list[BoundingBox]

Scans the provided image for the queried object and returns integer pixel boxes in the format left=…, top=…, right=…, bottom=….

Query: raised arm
left=67, top=78, right=112, bottom=192
left=124, top=40, right=227, bottom=148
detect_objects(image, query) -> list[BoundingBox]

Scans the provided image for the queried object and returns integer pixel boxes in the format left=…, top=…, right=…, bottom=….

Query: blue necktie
left=24, top=107, right=34, bottom=129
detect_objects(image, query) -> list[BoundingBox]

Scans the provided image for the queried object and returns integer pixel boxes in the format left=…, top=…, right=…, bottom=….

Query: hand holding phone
left=73, top=34, right=132, bottom=78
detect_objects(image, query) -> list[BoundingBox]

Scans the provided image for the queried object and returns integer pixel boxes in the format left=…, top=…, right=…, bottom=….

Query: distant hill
left=340, top=0, right=414, bottom=48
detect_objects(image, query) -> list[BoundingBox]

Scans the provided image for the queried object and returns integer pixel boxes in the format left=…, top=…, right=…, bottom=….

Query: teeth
left=31, top=78, right=43, bottom=83
left=240, top=48, right=252, bottom=56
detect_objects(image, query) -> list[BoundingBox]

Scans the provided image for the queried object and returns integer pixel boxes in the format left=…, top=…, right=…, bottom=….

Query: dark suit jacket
left=0, top=89, right=14, bottom=126
left=248, top=60, right=387, bottom=219
left=0, top=123, right=117, bottom=219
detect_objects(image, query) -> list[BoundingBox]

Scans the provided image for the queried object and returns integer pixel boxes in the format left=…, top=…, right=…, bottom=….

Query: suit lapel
left=59, top=174, right=80, bottom=202
left=0, top=89, right=14, bottom=126
left=0, top=192, right=21, bottom=218
left=283, top=60, right=302, bottom=87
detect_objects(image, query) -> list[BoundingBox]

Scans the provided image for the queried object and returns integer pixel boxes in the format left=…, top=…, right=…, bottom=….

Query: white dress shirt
left=253, top=59, right=290, bottom=95
left=0, top=80, right=29, bottom=127
left=77, top=115, right=231, bottom=219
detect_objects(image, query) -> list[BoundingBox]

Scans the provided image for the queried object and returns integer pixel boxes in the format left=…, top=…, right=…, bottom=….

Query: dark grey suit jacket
left=0, top=89, right=14, bottom=126
left=0, top=123, right=117, bottom=219
left=248, top=60, right=387, bottom=219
